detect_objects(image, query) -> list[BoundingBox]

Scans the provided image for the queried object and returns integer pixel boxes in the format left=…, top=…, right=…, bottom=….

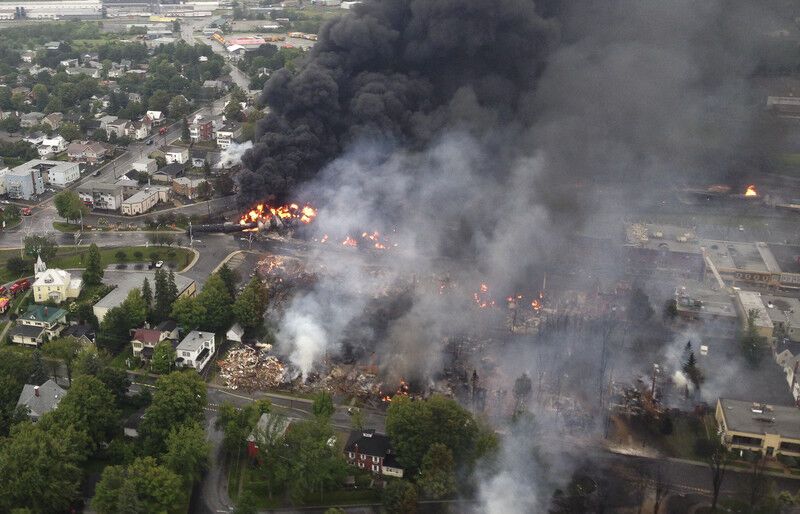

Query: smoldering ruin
left=225, top=0, right=800, bottom=511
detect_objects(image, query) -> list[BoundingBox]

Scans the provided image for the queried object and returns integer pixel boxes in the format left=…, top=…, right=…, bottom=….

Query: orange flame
left=745, top=184, right=758, bottom=197
left=342, top=236, right=357, bottom=247
left=239, top=203, right=317, bottom=226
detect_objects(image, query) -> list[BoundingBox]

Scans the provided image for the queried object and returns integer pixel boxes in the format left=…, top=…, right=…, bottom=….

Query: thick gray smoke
left=243, top=0, right=789, bottom=511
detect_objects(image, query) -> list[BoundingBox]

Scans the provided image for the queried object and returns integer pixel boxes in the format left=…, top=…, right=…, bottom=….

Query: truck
left=21, top=207, right=31, bottom=216
left=0, top=297, right=9, bottom=314
left=10, top=278, right=30, bottom=296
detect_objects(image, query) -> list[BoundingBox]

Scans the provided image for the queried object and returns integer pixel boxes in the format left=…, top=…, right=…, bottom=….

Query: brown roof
left=131, top=328, right=162, bottom=344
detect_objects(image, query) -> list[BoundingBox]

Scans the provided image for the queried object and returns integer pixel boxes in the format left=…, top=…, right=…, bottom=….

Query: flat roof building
left=716, top=398, right=800, bottom=458
left=734, top=290, right=774, bottom=341
left=94, top=271, right=196, bottom=322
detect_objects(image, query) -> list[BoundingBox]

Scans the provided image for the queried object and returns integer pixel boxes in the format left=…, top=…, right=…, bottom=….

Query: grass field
left=0, top=246, right=195, bottom=285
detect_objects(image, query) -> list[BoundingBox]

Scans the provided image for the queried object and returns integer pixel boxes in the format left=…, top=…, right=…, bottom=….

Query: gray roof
left=17, top=379, right=65, bottom=419
left=248, top=412, right=293, bottom=443
left=9, top=324, right=45, bottom=339
left=719, top=398, right=800, bottom=440
left=96, top=272, right=194, bottom=311
left=177, top=330, right=214, bottom=352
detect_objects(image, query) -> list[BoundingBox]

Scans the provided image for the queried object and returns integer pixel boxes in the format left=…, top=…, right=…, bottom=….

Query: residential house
left=94, top=271, right=196, bottom=322
left=120, top=185, right=171, bottom=215
left=716, top=398, right=800, bottom=458
left=20, top=112, right=45, bottom=129
left=146, top=110, right=165, bottom=125
left=156, top=320, right=180, bottom=340
left=128, top=92, right=143, bottom=104
left=67, top=141, right=107, bottom=164
left=190, top=148, right=213, bottom=168
left=11, top=86, right=31, bottom=98
left=227, top=322, right=244, bottom=343
left=215, top=122, right=242, bottom=149
left=16, top=380, right=65, bottom=422
left=23, top=132, right=45, bottom=146
left=152, top=163, right=185, bottom=184
left=37, top=136, right=68, bottom=158
left=107, top=118, right=132, bottom=139
left=246, top=412, right=294, bottom=458
left=132, top=158, right=157, bottom=174
left=175, top=330, right=216, bottom=372
left=130, top=327, right=171, bottom=360
left=44, top=41, right=62, bottom=51
left=21, top=50, right=36, bottom=63
left=344, top=429, right=404, bottom=478
left=163, top=146, right=189, bottom=165
left=78, top=183, right=124, bottom=211
left=97, top=114, right=118, bottom=130
left=60, top=58, right=79, bottom=68
left=64, top=67, right=101, bottom=79
left=28, top=64, right=54, bottom=77
left=775, top=340, right=800, bottom=403
left=61, top=323, right=96, bottom=345
left=32, top=256, right=82, bottom=304
left=172, top=177, right=208, bottom=200
left=0, top=166, right=11, bottom=195
left=202, top=79, right=225, bottom=92
left=10, top=304, right=68, bottom=346
left=190, top=118, right=213, bottom=142
left=7, top=162, right=45, bottom=200
left=41, top=112, right=63, bottom=130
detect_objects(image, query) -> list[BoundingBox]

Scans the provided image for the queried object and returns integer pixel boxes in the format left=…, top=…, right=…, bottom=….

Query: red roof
left=131, top=328, right=162, bottom=344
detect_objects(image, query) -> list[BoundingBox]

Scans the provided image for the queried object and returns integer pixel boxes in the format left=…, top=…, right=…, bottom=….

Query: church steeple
left=34, top=253, right=47, bottom=277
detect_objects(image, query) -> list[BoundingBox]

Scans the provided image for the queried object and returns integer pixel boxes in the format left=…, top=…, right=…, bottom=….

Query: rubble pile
left=319, top=365, right=383, bottom=400
left=257, top=255, right=317, bottom=306
left=218, top=345, right=294, bottom=390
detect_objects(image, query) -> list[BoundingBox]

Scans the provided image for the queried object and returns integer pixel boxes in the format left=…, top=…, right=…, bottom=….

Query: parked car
left=21, top=207, right=31, bottom=216
left=155, top=260, right=164, bottom=268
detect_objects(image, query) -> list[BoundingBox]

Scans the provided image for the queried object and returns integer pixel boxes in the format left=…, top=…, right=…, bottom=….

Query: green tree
left=139, top=372, right=207, bottom=455
left=151, top=340, right=176, bottom=374
left=93, top=457, right=183, bottom=514
left=742, top=309, right=765, bottom=367
left=54, top=375, right=120, bottom=448
left=29, top=349, right=49, bottom=385
left=383, top=480, right=418, bottom=514
left=148, top=89, right=171, bottom=113
left=171, top=296, right=206, bottom=332
left=386, top=395, right=482, bottom=474
left=628, top=286, right=654, bottom=322
left=233, top=276, right=268, bottom=332
left=683, top=351, right=704, bottom=390
left=195, top=273, right=234, bottom=332
left=162, top=421, right=210, bottom=485
left=283, top=418, right=347, bottom=503
left=217, top=263, right=239, bottom=298
left=215, top=399, right=271, bottom=457
left=42, top=336, right=82, bottom=386
left=58, top=122, right=81, bottom=142
left=312, top=390, right=335, bottom=419
left=97, top=367, right=131, bottom=405
left=53, top=190, right=87, bottom=224
left=97, top=289, right=148, bottom=353
left=664, top=299, right=678, bottom=320
left=168, top=95, right=189, bottom=119
left=0, top=347, right=34, bottom=436
left=141, top=277, right=152, bottom=309
left=83, top=243, right=103, bottom=287
left=224, top=100, right=242, bottom=122
left=419, top=443, right=456, bottom=499
left=513, top=372, right=532, bottom=405
left=5, top=256, right=28, bottom=277
left=0, top=423, right=86, bottom=513
left=23, top=235, right=57, bottom=262
left=181, top=116, right=190, bottom=142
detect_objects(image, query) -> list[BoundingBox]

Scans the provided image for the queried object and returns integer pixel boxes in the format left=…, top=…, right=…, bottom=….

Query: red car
left=21, top=207, right=31, bottom=216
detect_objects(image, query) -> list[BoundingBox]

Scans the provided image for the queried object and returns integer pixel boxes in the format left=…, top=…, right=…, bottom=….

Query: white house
left=146, top=110, right=165, bottom=125
left=163, top=146, right=189, bottom=165
left=226, top=322, right=244, bottom=343
left=175, top=330, right=215, bottom=372
left=37, top=136, right=68, bottom=158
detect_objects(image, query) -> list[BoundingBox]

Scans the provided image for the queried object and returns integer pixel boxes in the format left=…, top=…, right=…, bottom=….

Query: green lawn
left=110, top=347, right=136, bottom=370
left=52, top=222, right=82, bottom=233
left=662, top=414, right=714, bottom=460
left=0, top=246, right=193, bottom=288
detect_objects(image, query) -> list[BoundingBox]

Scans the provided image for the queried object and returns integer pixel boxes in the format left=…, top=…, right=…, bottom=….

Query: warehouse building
left=94, top=271, right=196, bottom=322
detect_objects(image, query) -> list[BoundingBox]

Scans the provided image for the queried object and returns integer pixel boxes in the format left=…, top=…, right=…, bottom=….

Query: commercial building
left=120, top=186, right=171, bottom=215
left=43, top=161, right=80, bottom=187
left=762, top=295, right=800, bottom=343
left=11, top=160, right=79, bottom=190
left=674, top=281, right=738, bottom=335
left=734, top=290, right=774, bottom=341
left=0, top=0, right=102, bottom=20
left=223, top=37, right=266, bottom=50
left=774, top=340, right=800, bottom=403
left=6, top=163, right=44, bottom=200
left=623, top=223, right=706, bottom=280
left=78, top=183, right=124, bottom=211
left=175, top=330, right=215, bottom=372
left=94, top=272, right=196, bottom=322
left=716, top=398, right=800, bottom=458
left=702, top=241, right=800, bottom=290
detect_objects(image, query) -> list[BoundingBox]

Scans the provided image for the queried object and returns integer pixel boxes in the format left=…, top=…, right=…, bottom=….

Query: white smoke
left=219, top=141, right=254, bottom=168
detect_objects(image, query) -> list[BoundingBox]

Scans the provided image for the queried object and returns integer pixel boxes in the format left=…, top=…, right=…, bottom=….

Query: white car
left=155, top=260, right=164, bottom=268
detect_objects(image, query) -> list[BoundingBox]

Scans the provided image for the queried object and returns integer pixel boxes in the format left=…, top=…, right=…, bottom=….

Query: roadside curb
left=212, top=250, right=245, bottom=274
left=180, top=245, right=201, bottom=272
